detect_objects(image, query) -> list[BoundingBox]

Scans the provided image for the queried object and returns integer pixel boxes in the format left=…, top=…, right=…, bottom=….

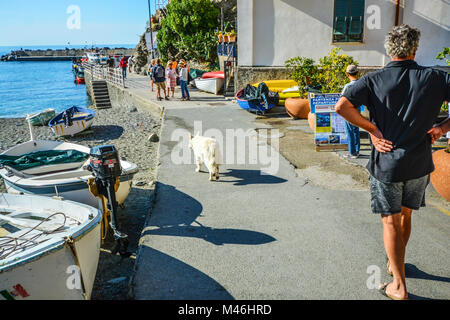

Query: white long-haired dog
left=189, top=133, right=222, bottom=181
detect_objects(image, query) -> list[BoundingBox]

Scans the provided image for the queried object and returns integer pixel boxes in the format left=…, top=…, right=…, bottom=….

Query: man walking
left=120, top=55, right=128, bottom=79
left=341, top=65, right=361, bottom=159
left=152, top=58, right=169, bottom=101
left=335, top=24, right=449, bottom=300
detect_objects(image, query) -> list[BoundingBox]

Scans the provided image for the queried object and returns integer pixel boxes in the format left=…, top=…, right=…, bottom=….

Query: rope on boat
left=0, top=212, right=67, bottom=260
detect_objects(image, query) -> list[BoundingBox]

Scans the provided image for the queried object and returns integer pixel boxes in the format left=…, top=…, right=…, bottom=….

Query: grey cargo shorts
left=370, top=174, right=430, bottom=214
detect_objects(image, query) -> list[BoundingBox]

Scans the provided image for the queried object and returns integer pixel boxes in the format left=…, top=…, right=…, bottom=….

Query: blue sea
left=0, top=44, right=135, bottom=118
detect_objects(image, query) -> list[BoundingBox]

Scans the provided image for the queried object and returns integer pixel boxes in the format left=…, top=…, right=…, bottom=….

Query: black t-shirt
left=344, top=60, right=450, bottom=183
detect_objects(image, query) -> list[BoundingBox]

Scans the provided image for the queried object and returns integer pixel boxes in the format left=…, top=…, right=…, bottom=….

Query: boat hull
left=0, top=193, right=102, bottom=300
left=27, top=109, right=56, bottom=126
left=50, top=117, right=94, bottom=137
left=0, top=224, right=101, bottom=300
left=2, top=174, right=134, bottom=208
left=0, top=140, right=138, bottom=208
left=194, top=77, right=224, bottom=95
left=49, top=106, right=95, bottom=137
left=235, top=89, right=276, bottom=114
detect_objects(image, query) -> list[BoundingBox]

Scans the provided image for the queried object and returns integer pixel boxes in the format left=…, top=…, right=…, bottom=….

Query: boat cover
left=190, top=69, right=207, bottom=79
left=243, top=82, right=279, bottom=110
left=0, top=150, right=89, bottom=171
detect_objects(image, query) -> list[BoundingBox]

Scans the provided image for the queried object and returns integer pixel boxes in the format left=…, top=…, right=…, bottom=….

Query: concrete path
left=126, top=73, right=450, bottom=300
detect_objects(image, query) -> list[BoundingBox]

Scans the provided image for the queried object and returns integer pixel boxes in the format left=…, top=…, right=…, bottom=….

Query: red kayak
left=202, top=71, right=224, bottom=79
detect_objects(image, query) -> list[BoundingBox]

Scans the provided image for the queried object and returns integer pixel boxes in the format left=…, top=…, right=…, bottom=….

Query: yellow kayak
left=252, top=80, right=299, bottom=105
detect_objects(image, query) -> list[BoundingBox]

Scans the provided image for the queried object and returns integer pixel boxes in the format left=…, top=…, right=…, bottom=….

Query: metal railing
left=83, top=62, right=125, bottom=87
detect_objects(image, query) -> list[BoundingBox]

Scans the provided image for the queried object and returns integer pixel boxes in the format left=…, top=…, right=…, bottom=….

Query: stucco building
left=235, top=0, right=450, bottom=89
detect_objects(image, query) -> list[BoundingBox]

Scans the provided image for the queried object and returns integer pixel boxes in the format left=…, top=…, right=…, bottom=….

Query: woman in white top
left=179, top=62, right=190, bottom=101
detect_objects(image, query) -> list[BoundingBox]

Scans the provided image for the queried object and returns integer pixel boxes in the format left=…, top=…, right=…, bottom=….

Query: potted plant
left=284, top=57, right=320, bottom=119
left=228, top=30, right=237, bottom=42
left=430, top=47, right=450, bottom=201
left=216, top=31, right=223, bottom=42
left=318, top=47, right=358, bottom=94
left=431, top=146, right=450, bottom=201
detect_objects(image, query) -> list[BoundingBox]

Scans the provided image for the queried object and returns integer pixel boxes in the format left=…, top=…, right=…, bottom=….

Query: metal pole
left=148, top=0, right=155, bottom=59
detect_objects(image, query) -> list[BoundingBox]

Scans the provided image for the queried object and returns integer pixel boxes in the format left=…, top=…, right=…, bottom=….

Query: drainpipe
left=395, top=0, right=400, bottom=26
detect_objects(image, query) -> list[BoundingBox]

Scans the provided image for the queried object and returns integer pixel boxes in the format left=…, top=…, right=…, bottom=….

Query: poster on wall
left=308, top=93, right=348, bottom=149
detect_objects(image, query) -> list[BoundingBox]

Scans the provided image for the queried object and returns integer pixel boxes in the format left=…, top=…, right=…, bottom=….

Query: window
left=333, top=0, right=365, bottom=43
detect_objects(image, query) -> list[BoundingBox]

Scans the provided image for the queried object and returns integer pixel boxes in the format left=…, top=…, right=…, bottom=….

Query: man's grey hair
left=384, top=24, right=421, bottom=58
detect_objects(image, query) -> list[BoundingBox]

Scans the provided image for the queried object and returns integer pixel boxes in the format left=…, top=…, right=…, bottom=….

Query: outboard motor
left=86, top=145, right=130, bottom=257
left=62, top=108, right=74, bottom=127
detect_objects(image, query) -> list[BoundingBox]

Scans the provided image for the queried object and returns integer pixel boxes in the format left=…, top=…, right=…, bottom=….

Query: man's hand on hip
left=370, top=128, right=394, bottom=153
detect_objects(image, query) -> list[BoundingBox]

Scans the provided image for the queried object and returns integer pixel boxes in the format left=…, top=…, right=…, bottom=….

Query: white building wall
left=403, top=0, right=450, bottom=66
left=238, top=0, right=449, bottom=67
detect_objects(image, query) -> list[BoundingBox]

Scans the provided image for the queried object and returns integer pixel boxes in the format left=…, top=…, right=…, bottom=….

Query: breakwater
left=1, top=47, right=136, bottom=62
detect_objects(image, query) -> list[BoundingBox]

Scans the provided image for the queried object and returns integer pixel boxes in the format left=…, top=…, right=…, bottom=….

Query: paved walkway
left=125, top=73, right=450, bottom=300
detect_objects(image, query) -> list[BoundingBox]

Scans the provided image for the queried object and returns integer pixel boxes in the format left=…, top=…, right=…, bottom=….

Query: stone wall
left=234, top=66, right=392, bottom=94
left=85, top=71, right=162, bottom=120
left=234, top=66, right=291, bottom=92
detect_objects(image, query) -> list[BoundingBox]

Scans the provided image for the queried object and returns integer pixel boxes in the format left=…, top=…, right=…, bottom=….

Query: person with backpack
left=152, top=58, right=169, bottom=101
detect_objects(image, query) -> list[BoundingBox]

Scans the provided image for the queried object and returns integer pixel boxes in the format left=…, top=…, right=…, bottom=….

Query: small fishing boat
left=194, top=77, right=225, bottom=95
left=235, top=88, right=277, bottom=114
left=0, top=193, right=102, bottom=300
left=48, top=106, right=95, bottom=137
left=201, top=71, right=225, bottom=79
left=73, top=65, right=85, bottom=84
left=0, top=140, right=138, bottom=209
left=26, top=109, right=56, bottom=126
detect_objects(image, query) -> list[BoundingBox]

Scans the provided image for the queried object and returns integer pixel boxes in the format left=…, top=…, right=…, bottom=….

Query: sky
left=0, top=0, right=157, bottom=46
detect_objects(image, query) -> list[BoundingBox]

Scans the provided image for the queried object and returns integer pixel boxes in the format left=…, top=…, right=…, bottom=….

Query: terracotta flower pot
left=430, top=149, right=450, bottom=201
left=285, top=98, right=310, bottom=119
left=308, top=112, right=315, bottom=131
left=223, top=35, right=229, bottom=42
left=228, top=35, right=236, bottom=42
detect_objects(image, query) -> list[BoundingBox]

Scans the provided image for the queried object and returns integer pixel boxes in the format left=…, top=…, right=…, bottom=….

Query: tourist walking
left=152, top=58, right=169, bottom=101
left=149, top=59, right=156, bottom=92
left=107, top=56, right=114, bottom=80
left=341, top=65, right=361, bottom=159
left=335, top=24, right=450, bottom=300
left=166, top=61, right=177, bottom=98
left=120, top=55, right=128, bottom=79
left=128, top=56, right=134, bottom=74
left=179, top=61, right=190, bottom=101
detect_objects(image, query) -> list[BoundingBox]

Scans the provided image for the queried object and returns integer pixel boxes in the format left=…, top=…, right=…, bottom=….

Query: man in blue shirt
left=341, top=65, right=361, bottom=158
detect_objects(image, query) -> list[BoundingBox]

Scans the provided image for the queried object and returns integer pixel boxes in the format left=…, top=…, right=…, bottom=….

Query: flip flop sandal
left=378, top=283, right=408, bottom=300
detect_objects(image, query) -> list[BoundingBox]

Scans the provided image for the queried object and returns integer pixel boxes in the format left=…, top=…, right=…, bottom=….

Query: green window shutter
left=334, top=0, right=349, bottom=36
left=333, top=0, right=365, bottom=42
left=349, top=0, right=364, bottom=37
left=335, top=0, right=348, bottom=17
left=349, top=0, right=365, bottom=18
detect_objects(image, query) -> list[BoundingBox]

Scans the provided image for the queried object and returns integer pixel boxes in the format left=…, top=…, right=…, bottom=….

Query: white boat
left=48, top=106, right=95, bottom=137
left=194, top=77, right=225, bottom=95
left=86, top=52, right=100, bottom=64
left=0, top=193, right=102, bottom=300
left=0, top=140, right=138, bottom=209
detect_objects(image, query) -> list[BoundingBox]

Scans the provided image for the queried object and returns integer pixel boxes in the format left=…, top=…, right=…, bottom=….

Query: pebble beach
left=0, top=104, right=161, bottom=299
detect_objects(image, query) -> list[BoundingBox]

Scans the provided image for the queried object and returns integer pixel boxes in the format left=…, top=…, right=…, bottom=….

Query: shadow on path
left=143, top=225, right=276, bottom=246
left=135, top=246, right=235, bottom=300
left=221, top=169, right=288, bottom=186
left=136, top=183, right=277, bottom=299
left=405, top=263, right=450, bottom=283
